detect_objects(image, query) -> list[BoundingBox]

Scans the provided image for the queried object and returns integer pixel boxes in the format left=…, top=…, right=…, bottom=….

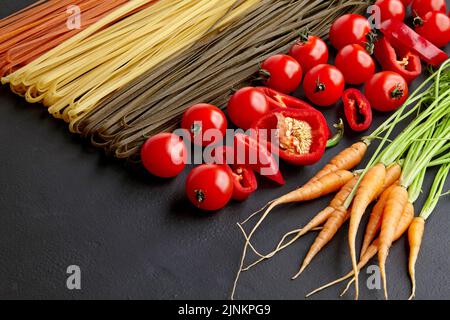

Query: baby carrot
left=378, top=185, right=409, bottom=299
left=232, top=170, right=354, bottom=299
left=293, top=165, right=397, bottom=278
left=360, top=164, right=402, bottom=254
left=306, top=201, right=414, bottom=298
left=361, top=183, right=398, bottom=255
left=243, top=175, right=359, bottom=271
left=308, top=142, right=368, bottom=184
left=293, top=205, right=349, bottom=279
left=407, top=217, right=425, bottom=300
left=348, top=163, right=386, bottom=300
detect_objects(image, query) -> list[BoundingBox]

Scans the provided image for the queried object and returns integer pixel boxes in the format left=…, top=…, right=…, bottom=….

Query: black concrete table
left=0, top=0, right=449, bottom=300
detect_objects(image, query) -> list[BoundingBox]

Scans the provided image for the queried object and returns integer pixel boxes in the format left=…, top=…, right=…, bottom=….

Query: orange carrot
left=348, top=163, right=386, bottom=300
left=293, top=205, right=349, bottom=279
left=295, top=165, right=401, bottom=279
left=308, top=142, right=367, bottom=184
left=359, top=164, right=401, bottom=255
left=243, top=175, right=360, bottom=271
left=361, top=183, right=398, bottom=255
left=378, top=186, right=409, bottom=299
left=407, top=217, right=425, bottom=300
left=306, top=201, right=414, bottom=298
left=232, top=170, right=354, bottom=299
left=243, top=170, right=355, bottom=225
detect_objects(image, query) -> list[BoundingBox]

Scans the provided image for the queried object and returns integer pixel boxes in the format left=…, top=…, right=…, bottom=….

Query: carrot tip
left=292, top=264, right=307, bottom=280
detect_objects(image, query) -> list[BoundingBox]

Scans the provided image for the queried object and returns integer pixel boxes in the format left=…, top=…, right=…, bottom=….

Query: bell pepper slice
left=229, top=164, right=258, bottom=201
left=379, top=19, right=448, bottom=66
left=343, top=89, right=373, bottom=132
left=252, top=108, right=328, bottom=166
left=234, top=133, right=285, bottom=185
left=374, top=37, right=422, bottom=84
left=210, top=145, right=258, bottom=201
left=255, top=86, right=332, bottom=138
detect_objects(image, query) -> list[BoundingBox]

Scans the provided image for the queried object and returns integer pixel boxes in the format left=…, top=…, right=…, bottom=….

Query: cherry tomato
left=415, top=11, right=450, bottom=48
left=329, top=14, right=372, bottom=50
left=289, top=35, right=329, bottom=72
left=335, top=44, right=376, bottom=85
left=375, top=0, right=406, bottom=22
left=141, top=133, right=187, bottom=178
left=365, top=71, right=409, bottom=112
left=181, top=103, right=227, bottom=147
left=412, top=0, right=447, bottom=18
left=227, top=87, right=270, bottom=130
left=260, top=54, right=303, bottom=94
left=303, top=64, right=345, bottom=107
left=185, top=164, right=233, bottom=211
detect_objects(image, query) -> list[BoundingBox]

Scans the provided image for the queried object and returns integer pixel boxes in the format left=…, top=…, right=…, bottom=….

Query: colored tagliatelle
left=2, top=0, right=259, bottom=125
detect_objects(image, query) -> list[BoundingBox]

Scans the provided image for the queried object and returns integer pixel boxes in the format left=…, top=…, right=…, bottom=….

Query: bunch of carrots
left=232, top=59, right=450, bottom=300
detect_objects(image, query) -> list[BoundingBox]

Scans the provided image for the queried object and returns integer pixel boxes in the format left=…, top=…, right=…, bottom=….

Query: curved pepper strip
left=343, top=89, right=373, bottom=132
left=234, top=133, right=285, bottom=185
left=211, top=145, right=258, bottom=201
left=255, top=87, right=332, bottom=138
left=380, top=19, right=448, bottom=66
left=252, top=108, right=328, bottom=166
left=374, top=37, right=422, bottom=84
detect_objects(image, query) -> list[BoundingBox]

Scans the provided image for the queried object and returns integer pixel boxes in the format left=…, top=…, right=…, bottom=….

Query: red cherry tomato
left=227, top=87, right=270, bottom=130
left=329, top=14, right=372, bottom=50
left=185, top=164, right=233, bottom=211
left=289, top=35, right=329, bottom=72
left=415, top=11, right=450, bottom=48
left=260, top=54, right=303, bottom=94
left=375, top=0, right=406, bottom=22
left=335, top=44, right=376, bottom=85
left=303, top=64, right=345, bottom=107
left=141, top=133, right=187, bottom=178
left=365, top=71, right=409, bottom=112
left=412, top=0, right=447, bottom=18
left=181, top=103, right=227, bottom=147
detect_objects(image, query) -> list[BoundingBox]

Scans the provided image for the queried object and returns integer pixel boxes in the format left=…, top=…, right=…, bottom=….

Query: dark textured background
left=0, top=1, right=449, bottom=300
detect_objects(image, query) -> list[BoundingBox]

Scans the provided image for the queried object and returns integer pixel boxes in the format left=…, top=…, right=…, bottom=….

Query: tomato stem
left=364, top=30, right=378, bottom=55
left=413, top=15, right=423, bottom=27
left=314, top=77, right=326, bottom=93
left=391, top=83, right=405, bottom=100
left=297, top=27, right=310, bottom=43
left=195, top=190, right=205, bottom=203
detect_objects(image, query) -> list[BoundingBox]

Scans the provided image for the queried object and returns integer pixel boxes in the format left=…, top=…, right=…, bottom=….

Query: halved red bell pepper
left=255, top=87, right=332, bottom=138
left=380, top=19, right=448, bottom=66
left=210, top=145, right=258, bottom=201
left=374, top=37, right=422, bottom=84
left=343, top=89, right=373, bottom=132
left=252, top=108, right=328, bottom=166
left=234, top=133, right=285, bottom=185
left=255, top=87, right=315, bottom=111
